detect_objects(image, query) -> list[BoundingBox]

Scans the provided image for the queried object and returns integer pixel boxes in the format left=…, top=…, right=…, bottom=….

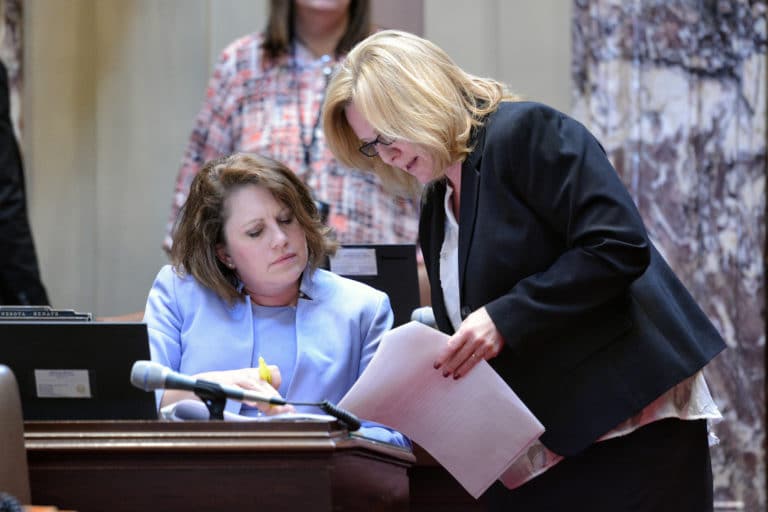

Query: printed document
left=339, top=321, right=544, bottom=498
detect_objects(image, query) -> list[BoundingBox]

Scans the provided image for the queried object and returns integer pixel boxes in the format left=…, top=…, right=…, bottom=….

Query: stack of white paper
left=339, top=321, right=544, bottom=498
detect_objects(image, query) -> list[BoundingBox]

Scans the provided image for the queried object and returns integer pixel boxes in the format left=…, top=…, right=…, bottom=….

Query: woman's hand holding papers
left=433, top=307, right=505, bottom=379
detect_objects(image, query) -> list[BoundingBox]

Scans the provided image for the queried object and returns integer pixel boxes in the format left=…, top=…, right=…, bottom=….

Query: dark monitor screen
left=0, top=321, right=158, bottom=420
left=328, top=244, right=420, bottom=327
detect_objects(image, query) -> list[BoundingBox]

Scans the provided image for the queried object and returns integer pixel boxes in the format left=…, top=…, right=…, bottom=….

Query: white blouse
left=439, top=185, right=463, bottom=333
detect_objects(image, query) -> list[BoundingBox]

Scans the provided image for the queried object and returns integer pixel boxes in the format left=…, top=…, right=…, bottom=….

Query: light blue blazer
left=144, top=265, right=407, bottom=446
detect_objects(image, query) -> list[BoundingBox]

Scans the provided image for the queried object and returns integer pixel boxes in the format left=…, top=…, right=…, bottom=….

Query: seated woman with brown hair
left=144, top=152, right=407, bottom=446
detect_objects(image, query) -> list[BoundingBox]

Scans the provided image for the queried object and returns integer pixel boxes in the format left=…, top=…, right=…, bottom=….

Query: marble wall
left=571, top=0, right=766, bottom=509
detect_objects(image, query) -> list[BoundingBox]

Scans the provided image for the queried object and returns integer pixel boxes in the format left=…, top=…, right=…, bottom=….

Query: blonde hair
left=323, top=30, right=519, bottom=194
left=171, top=153, right=338, bottom=303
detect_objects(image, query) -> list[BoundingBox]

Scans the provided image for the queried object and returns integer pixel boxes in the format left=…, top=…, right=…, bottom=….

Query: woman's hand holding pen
left=433, top=307, right=504, bottom=379
left=196, top=366, right=295, bottom=415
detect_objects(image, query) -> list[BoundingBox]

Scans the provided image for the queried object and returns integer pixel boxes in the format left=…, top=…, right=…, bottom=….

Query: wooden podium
left=24, top=420, right=415, bottom=512
left=408, top=444, right=484, bottom=511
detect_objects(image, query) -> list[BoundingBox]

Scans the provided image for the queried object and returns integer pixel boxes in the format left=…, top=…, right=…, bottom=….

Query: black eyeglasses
left=358, top=134, right=395, bottom=158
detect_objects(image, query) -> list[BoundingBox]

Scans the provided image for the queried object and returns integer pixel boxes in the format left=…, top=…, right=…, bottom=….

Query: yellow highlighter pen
left=258, top=356, right=272, bottom=384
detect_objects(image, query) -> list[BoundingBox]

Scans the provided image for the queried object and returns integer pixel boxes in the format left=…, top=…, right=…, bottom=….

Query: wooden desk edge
left=24, top=419, right=415, bottom=465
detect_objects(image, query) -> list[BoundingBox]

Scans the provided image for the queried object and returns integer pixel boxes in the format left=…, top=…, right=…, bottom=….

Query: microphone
left=410, top=306, right=436, bottom=328
left=0, top=492, right=23, bottom=512
left=131, top=360, right=271, bottom=405
left=130, top=360, right=361, bottom=430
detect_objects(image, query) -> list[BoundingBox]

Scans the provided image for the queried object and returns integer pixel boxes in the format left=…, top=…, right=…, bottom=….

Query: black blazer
left=420, top=102, right=725, bottom=456
left=0, top=61, right=49, bottom=306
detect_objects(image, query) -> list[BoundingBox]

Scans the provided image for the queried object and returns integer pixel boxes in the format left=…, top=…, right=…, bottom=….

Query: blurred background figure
left=0, top=59, right=48, bottom=306
left=164, top=0, right=419, bottom=252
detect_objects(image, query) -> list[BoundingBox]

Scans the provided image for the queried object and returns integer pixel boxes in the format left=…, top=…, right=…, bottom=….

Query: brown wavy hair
left=261, top=0, right=372, bottom=60
left=170, top=153, right=338, bottom=303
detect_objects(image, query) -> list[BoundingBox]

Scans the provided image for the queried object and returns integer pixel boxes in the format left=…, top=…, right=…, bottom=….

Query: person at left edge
left=164, top=0, right=419, bottom=251
left=143, top=152, right=408, bottom=447
left=0, top=60, right=49, bottom=306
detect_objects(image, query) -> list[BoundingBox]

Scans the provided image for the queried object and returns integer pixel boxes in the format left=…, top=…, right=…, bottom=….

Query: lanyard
left=293, top=45, right=334, bottom=178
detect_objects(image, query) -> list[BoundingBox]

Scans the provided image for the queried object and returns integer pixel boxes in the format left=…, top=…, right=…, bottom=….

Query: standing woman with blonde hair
left=323, top=30, right=725, bottom=510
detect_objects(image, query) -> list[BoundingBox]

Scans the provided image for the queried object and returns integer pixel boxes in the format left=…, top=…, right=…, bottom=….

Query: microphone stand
left=130, top=359, right=362, bottom=427
left=192, top=380, right=228, bottom=420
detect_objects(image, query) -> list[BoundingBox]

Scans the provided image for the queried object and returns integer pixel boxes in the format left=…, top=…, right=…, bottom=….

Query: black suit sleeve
left=0, top=61, right=49, bottom=305
left=483, top=103, right=650, bottom=347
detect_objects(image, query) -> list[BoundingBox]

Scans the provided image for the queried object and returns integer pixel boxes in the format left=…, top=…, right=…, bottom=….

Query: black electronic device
left=327, top=244, right=421, bottom=327
left=0, top=305, right=92, bottom=321
left=0, top=322, right=157, bottom=420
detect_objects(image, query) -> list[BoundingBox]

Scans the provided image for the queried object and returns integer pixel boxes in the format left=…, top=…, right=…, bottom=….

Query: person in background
left=145, top=152, right=408, bottom=447
left=165, top=0, right=419, bottom=252
left=323, top=30, right=725, bottom=511
left=0, top=59, right=48, bottom=306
